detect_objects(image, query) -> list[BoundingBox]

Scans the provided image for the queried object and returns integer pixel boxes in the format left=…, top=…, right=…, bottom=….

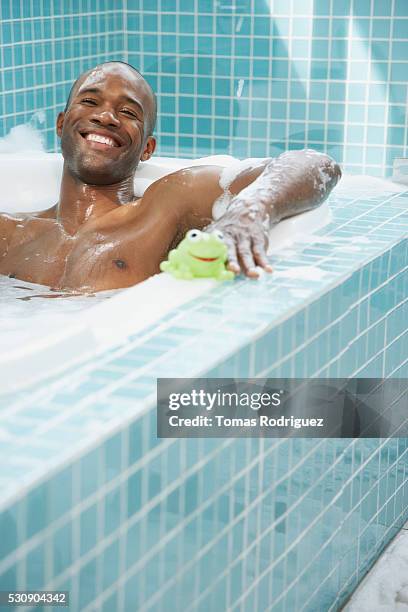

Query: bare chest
left=0, top=219, right=70, bottom=286
left=0, top=213, right=176, bottom=291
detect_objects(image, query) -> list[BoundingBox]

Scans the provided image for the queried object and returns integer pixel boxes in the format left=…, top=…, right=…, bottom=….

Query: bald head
left=64, top=61, right=157, bottom=136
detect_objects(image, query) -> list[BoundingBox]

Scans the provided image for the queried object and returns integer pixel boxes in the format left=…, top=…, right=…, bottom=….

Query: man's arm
left=140, top=149, right=341, bottom=276
left=228, top=149, right=341, bottom=223
left=181, top=149, right=341, bottom=276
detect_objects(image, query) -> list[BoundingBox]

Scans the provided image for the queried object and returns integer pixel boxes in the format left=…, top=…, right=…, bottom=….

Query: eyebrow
left=76, top=87, right=144, bottom=115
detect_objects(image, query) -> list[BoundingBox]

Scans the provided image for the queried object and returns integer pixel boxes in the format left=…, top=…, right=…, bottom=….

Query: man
left=0, top=61, right=341, bottom=292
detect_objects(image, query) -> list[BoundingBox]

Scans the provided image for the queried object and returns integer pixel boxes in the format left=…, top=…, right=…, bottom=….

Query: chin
left=73, top=159, right=123, bottom=185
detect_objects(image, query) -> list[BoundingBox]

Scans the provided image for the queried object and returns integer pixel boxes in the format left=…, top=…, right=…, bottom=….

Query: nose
left=90, top=106, right=120, bottom=128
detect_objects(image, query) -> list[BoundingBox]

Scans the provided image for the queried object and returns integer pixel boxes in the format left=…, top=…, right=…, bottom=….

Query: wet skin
left=0, top=64, right=342, bottom=292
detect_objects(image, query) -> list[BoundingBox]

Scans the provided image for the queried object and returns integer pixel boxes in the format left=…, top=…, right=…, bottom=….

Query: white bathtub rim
left=0, top=273, right=218, bottom=395
left=1, top=151, right=407, bottom=216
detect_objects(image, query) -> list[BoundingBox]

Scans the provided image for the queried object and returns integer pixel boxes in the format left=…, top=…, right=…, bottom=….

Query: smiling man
left=0, top=61, right=341, bottom=292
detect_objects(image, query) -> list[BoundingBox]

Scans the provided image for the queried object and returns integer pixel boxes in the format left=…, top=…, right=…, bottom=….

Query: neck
left=56, top=163, right=136, bottom=234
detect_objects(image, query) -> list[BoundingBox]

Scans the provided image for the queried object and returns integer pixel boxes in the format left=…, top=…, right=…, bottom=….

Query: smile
left=189, top=253, right=219, bottom=262
left=79, top=131, right=122, bottom=148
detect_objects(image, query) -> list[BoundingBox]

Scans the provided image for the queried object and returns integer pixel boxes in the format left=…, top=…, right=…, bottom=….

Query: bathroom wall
left=1, top=1, right=406, bottom=175
left=0, top=0, right=125, bottom=150
left=127, top=0, right=408, bottom=176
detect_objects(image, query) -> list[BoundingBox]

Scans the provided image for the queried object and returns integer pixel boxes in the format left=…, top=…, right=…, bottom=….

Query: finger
left=252, top=238, right=273, bottom=272
left=224, top=237, right=240, bottom=274
left=237, top=238, right=259, bottom=278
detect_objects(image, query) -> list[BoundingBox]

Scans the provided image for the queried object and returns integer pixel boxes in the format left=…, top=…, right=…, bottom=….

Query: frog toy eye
left=213, top=230, right=224, bottom=242
left=186, top=229, right=202, bottom=241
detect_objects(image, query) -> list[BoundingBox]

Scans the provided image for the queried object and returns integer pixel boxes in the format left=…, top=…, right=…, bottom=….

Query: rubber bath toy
left=160, top=229, right=234, bottom=280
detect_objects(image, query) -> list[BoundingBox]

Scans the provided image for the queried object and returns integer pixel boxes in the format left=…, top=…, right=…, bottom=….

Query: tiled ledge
left=0, top=184, right=407, bottom=513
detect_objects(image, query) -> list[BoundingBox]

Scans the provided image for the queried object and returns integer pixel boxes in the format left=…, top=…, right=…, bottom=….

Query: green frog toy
left=160, top=229, right=235, bottom=280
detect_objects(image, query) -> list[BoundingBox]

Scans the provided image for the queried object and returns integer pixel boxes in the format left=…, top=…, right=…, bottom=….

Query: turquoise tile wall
left=127, top=0, right=408, bottom=175
left=0, top=0, right=125, bottom=150
left=1, top=0, right=407, bottom=175
left=0, top=434, right=406, bottom=611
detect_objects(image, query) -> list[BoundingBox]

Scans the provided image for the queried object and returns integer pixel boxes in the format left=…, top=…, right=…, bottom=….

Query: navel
left=113, top=259, right=127, bottom=269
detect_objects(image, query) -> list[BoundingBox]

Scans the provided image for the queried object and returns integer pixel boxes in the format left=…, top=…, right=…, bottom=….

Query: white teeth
left=85, top=133, right=117, bottom=147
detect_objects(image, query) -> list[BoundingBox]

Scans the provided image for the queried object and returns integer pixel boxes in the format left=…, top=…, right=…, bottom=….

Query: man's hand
left=204, top=150, right=341, bottom=278
left=204, top=195, right=273, bottom=278
left=182, top=150, right=341, bottom=280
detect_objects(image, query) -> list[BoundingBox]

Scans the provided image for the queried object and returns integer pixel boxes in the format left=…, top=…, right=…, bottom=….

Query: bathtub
left=0, top=153, right=331, bottom=394
left=0, top=154, right=407, bottom=612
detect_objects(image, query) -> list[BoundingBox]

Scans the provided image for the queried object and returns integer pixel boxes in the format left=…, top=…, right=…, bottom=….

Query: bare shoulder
left=138, top=165, right=225, bottom=229
left=33, top=204, right=58, bottom=219
left=140, top=160, right=271, bottom=231
left=0, top=213, right=25, bottom=255
left=0, top=204, right=56, bottom=223
left=0, top=212, right=24, bottom=240
left=143, top=165, right=224, bottom=202
left=0, top=204, right=57, bottom=245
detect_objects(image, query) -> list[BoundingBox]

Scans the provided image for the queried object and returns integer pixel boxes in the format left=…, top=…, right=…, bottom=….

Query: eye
left=81, top=98, right=97, bottom=105
left=122, top=109, right=138, bottom=118
left=213, top=230, right=224, bottom=241
left=186, top=229, right=202, bottom=241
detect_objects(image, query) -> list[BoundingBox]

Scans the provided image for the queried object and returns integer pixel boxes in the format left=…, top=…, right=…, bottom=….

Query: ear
left=140, top=136, right=156, bottom=161
left=56, top=112, right=65, bottom=138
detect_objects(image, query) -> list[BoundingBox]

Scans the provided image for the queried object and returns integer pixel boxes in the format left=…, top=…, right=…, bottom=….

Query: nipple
left=114, top=259, right=126, bottom=269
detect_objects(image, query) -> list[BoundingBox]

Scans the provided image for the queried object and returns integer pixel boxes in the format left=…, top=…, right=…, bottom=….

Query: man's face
left=57, top=64, right=156, bottom=185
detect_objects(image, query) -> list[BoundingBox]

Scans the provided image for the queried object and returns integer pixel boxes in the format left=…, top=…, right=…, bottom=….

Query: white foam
left=343, top=528, right=408, bottom=611
left=212, top=158, right=271, bottom=220
left=0, top=273, right=218, bottom=394
left=0, top=120, right=46, bottom=154
left=218, top=157, right=269, bottom=191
